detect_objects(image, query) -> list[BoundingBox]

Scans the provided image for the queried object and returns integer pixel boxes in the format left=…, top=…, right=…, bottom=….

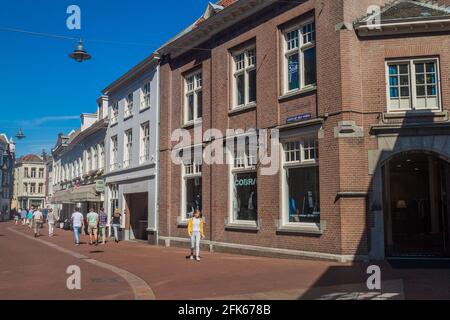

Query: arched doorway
left=383, top=151, right=450, bottom=257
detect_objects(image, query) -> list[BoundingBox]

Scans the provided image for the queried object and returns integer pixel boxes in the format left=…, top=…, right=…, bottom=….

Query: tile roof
left=18, top=154, right=43, bottom=163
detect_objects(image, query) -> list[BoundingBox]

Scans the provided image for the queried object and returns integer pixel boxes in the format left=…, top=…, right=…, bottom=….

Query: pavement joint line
left=7, top=227, right=156, bottom=300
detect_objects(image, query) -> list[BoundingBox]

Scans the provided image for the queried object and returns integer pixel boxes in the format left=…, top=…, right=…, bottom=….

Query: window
left=30, top=183, right=36, bottom=194
left=283, top=138, right=320, bottom=225
left=140, top=122, right=150, bottom=164
left=229, top=136, right=258, bottom=223
left=38, top=183, right=43, bottom=194
left=99, top=143, right=105, bottom=170
left=232, top=47, right=257, bottom=108
left=110, top=135, right=118, bottom=171
left=184, top=71, right=202, bottom=123
left=125, top=93, right=134, bottom=118
left=141, top=81, right=151, bottom=109
left=93, top=146, right=98, bottom=170
left=110, top=184, right=119, bottom=219
left=111, top=101, right=119, bottom=125
left=124, top=129, right=133, bottom=168
left=38, top=168, right=44, bottom=178
left=181, top=148, right=202, bottom=220
left=283, top=21, right=316, bottom=93
left=24, top=168, right=29, bottom=178
left=387, top=58, right=440, bottom=111
left=23, top=183, right=28, bottom=194
left=86, top=150, right=91, bottom=172
left=31, top=168, right=36, bottom=178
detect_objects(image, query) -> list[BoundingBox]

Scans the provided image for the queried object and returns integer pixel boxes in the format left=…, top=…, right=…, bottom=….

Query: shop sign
left=95, top=180, right=105, bottom=193
left=235, top=178, right=256, bottom=187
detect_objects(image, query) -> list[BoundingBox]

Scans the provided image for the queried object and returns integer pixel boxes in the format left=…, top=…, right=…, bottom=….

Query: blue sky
left=0, top=0, right=209, bottom=157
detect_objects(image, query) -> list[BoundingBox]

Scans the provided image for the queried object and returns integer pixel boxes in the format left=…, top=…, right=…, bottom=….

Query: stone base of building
left=158, top=236, right=369, bottom=263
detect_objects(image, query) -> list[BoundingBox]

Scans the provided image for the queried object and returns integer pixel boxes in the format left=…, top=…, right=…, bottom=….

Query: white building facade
left=103, top=55, right=160, bottom=243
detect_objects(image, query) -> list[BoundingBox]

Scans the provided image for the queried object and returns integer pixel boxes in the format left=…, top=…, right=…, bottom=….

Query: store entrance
left=384, top=152, right=449, bottom=257
left=125, top=193, right=148, bottom=241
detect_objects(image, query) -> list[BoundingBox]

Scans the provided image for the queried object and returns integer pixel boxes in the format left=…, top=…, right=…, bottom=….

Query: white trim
left=385, top=57, right=441, bottom=113
left=184, top=70, right=203, bottom=124
left=231, top=45, right=257, bottom=109
left=282, top=18, right=316, bottom=95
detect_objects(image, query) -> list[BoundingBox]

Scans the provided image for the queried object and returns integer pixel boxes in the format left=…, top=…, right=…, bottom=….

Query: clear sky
left=0, top=0, right=209, bottom=157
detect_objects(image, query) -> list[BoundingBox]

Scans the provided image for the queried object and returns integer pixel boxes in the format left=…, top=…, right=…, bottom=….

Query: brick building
left=157, top=0, right=450, bottom=261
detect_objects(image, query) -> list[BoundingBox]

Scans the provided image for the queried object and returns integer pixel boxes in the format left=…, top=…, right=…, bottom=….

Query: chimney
left=97, top=95, right=109, bottom=120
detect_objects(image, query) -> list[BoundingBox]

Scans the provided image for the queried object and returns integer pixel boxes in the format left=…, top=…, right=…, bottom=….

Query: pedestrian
left=14, top=211, right=20, bottom=225
left=20, top=208, right=27, bottom=225
left=86, top=208, right=99, bottom=246
left=27, top=207, right=34, bottom=228
left=111, top=208, right=122, bottom=244
left=32, top=207, right=44, bottom=238
left=47, top=208, right=56, bottom=237
left=71, top=208, right=84, bottom=246
left=98, top=207, right=108, bottom=245
left=187, top=209, right=205, bottom=262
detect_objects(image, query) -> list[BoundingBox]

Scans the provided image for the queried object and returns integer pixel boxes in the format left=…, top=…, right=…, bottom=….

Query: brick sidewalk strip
left=8, top=226, right=155, bottom=300
left=3, top=221, right=450, bottom=300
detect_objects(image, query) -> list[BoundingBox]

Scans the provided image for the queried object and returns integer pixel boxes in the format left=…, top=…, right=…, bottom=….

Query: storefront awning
left=49, top=185, right=100, bottom=204
left=70, top=184, right=100, bottom=202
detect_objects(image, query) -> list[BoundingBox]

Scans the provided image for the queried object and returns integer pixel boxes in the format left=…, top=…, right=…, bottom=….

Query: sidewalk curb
left=8, top=227, right=156, bottom=300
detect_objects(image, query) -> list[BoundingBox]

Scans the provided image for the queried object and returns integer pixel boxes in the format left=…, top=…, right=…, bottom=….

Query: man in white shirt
left=32, top=207, right=44, bottom=238
left=71, top=208, right=84, bottom=246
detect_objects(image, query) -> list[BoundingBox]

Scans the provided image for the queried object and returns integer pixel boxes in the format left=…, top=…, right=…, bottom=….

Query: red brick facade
left=158, top=0, right=450, bottom=261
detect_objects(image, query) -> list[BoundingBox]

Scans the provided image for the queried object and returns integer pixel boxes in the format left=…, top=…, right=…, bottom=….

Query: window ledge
left=383, top=110, right=447, bottom=119
left=277, top=224, right=324, bottom=235
left=279, top=86, right=317, bottom=102
left=140, top=106, right=151, bottom=113
left=228, top=103, right=256, bottom=116
left=225, top=221, right=259, bottom=231
left=181, top=119, right=202, bottom=129
left=123, top=114, right=134, bottom=121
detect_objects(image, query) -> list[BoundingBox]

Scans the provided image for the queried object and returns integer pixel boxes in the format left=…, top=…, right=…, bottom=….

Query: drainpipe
left=209, top=52, right=213, bottom=251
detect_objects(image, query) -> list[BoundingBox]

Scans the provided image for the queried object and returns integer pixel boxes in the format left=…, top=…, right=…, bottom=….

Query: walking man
left=86, top=208, right=99, bottom=246
left=47, top=208, right=56, bottom=237
left=32, top=207, right=44, bottom=238
left=27, top=207, right=34, bottom=228
left=71, top=208, right=84, bottom=246
left=98, top=208, right=107, bottom=245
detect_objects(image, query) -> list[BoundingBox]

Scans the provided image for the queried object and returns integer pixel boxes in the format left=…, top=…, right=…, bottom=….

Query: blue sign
left=287, top=113, right=312, bottom=124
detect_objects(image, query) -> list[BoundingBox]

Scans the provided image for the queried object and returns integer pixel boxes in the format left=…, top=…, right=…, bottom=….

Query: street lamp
left=15, top=129, right=25, bottom=140
left=69, top=39, right=91, bottom=63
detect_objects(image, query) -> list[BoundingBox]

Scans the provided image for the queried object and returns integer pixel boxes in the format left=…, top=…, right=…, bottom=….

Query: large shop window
left=283, top=139, right=320, bottom=225
left=110, top=184, right=119, bottom=217
left=181, top=148, right=202, bottom=221
left=387, top=58, right=440, bottom=111
left=232, top=171, right=257, bottom=222
left=230, top=135, right=258, bottom=223
left=283, top=20, right=316, bottom=94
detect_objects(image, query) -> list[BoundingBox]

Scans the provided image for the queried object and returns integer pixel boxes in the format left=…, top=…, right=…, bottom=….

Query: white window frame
left=232, top=46, right=256, bottom=109
left=227, top=135, right=258, bottom=226
left=124, top=93, right=134, bottom=118
left=99, top=143, right=105, bottom=170
left=141, top=81, right=151, bottom=110
left=282, top=19, right=316, bottom=95
left=110, top=135, right=118, bottom=171
left=31, top=168, right=36, bottom=178
left=86, top=149, right=91, bottom=173
left=124, top=129, right=133, bottom=168
left=140, top=122, right=150, bottom=164
left=184, top=71, right=202, bottom=124
left=281, top=137, right=320, bottom=228
left=180, top=147, right=202, bottom=222
left=92, top=146, right=98, bottom=171
left=110, top=101, right=119, bottom=125
left=385, top=57, right=441, bottom=113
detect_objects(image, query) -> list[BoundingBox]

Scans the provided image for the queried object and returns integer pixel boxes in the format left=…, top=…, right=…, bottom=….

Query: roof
left=18, top=154, right=43, bottom=163
left=0, top=134, right=7, bottom=145
left=357, top=0, right=450, bottom=24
